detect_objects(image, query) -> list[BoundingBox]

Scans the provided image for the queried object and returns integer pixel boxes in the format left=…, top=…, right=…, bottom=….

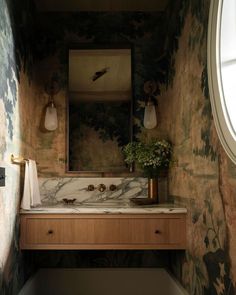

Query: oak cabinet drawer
left=20, top=214, right=186, bottom=250
left=119, top=219, right=169, bottom=244
left=24, top=218, right=94, bottom=244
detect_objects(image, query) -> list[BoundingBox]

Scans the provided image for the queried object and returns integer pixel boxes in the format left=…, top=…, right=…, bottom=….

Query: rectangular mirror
left=67, top=46, right=133, bottom=174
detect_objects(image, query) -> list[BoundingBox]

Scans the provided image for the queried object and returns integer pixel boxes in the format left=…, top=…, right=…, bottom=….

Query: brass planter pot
left=148, top=178, right=158, bottom=203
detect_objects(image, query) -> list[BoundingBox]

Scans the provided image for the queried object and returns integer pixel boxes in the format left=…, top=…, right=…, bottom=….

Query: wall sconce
left=143, top=80, right=157, bottom=129
left=45, top=101, right=58, bottom=131
left=44, top=78, right=60, bottom=131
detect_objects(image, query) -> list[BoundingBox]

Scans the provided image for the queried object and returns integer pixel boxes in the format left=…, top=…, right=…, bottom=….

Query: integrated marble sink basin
left=20, top=201, right=187, bottom=214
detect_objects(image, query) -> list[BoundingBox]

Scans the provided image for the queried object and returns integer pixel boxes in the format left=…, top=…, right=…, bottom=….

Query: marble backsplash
left=39, top=177, right=147, bottom=206
left=38, top=177, right=168, bottom=206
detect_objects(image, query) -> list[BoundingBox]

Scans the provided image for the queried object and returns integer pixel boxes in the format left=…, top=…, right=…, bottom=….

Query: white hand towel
left=21, top=160, right=41, bottom=210
left=21, top=161, right=31, bottom=210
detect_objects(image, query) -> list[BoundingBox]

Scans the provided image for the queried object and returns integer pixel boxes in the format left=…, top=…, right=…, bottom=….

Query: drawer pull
left=47, top=230, right=54, bottom=234
left=155, top=230, right=161, bottom=234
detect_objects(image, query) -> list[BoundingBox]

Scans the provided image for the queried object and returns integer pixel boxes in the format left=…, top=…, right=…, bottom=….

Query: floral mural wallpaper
left=0, top=0, right=37, bottom=294
left=33, top=10, right=169, bottom=176
left=23, top=8, right=173, bottom=280
left=33, top=0, right=236, bottom=294
left=1, top=0, right=236, bottom=294
left=158, top=0, right=236, bottom=294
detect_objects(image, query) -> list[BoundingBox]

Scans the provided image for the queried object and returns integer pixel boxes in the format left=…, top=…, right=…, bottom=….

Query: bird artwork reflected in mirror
left=92, top=67, right=110, bottom=81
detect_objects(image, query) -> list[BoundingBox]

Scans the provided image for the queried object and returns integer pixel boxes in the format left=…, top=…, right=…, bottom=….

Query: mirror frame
left=66, top=44, right=134, bottom=177
left=208, top=0, right=236, bottom=164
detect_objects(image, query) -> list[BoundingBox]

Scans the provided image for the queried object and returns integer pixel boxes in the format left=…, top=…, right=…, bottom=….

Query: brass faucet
left=87, top=184, right=116, bottom=192
left=98, top=184, right=106, bottom=192
left=109, top=184, right=117, bottom=191
left=87, top=184, right=95, bottom=191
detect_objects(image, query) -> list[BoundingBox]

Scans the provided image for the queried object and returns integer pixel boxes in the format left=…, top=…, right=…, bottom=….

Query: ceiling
left=34, top=0, right=169, bottom=12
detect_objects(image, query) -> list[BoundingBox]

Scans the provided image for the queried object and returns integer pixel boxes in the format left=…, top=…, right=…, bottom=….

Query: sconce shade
left=45, top=104, right=58, bottom=131
left=144, top=103, right=157, bottom=129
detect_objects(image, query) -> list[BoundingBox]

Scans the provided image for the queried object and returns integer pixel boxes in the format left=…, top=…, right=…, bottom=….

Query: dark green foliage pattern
left=0, top=0, right=35, bottom=140
left=70, top=102, right=131, bottom=146
left=0, top=0, right=35, bottom=294
left=166, top=0, right=235, bottom=294
left=34, top=12, right=171, bottom=136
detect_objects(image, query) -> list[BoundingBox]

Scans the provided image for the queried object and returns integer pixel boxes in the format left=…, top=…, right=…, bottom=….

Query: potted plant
left=123, top=139, right=172, bottom=202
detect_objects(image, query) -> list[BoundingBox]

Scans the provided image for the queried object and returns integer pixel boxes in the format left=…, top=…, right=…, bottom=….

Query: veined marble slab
left=20, top=203, right=187, bottom=214
left=39, top=177, right=148, bottom=206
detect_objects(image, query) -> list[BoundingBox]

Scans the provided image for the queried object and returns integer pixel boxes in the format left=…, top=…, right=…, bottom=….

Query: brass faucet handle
left=87, top=184, right=95, bottom=191
left=109, top=184, right=117, bottom=191
left=98, top=184, right=106, bottom=192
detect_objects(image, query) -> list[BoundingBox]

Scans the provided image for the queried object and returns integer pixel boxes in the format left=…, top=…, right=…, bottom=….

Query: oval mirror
left=208, top=0, right=236, bottom=163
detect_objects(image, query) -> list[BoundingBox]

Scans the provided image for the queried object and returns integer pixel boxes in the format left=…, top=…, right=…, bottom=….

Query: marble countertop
left=20, top=202, right=187, bottom=214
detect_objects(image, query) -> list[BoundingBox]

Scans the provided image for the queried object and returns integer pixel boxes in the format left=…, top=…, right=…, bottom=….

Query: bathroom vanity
left=20, top=205, right=187, bottom=250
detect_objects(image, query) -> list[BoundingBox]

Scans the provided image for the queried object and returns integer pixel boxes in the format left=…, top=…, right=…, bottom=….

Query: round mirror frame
left=208, top=0, right=236, bottom=163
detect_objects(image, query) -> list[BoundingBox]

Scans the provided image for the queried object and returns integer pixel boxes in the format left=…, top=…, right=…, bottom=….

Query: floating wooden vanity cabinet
left=20, top=213, right=186, bottom=250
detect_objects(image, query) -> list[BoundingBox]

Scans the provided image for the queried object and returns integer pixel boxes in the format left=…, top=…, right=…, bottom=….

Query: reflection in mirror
left=68, top=48, right=133, bottom=173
